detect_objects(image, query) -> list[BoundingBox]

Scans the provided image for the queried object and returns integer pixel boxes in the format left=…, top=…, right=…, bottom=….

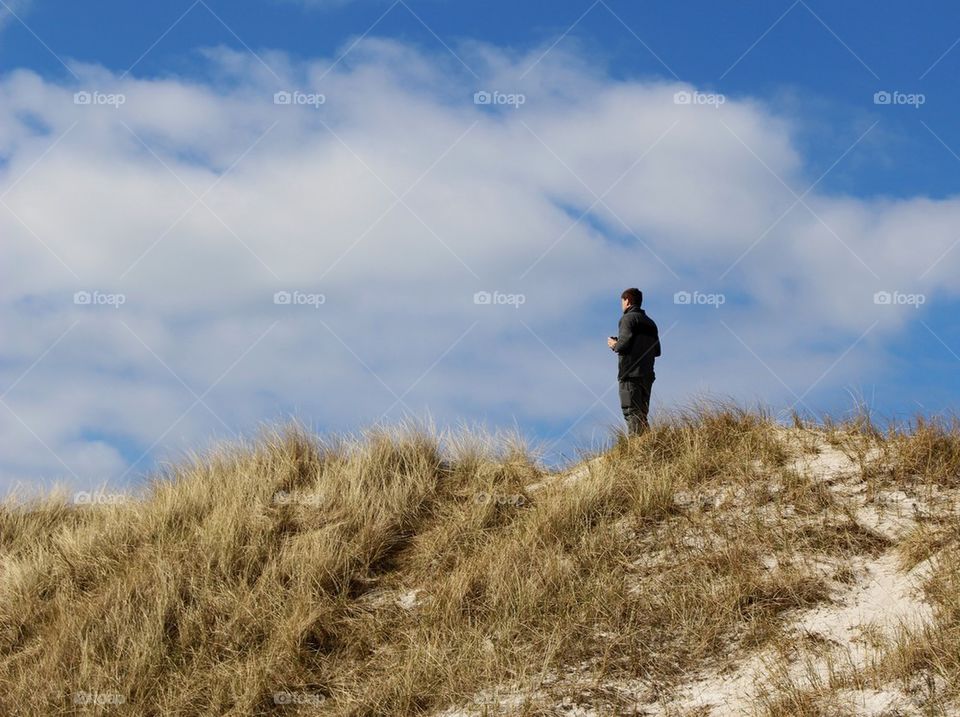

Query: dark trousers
left=619, top=373, right=654, bottom=435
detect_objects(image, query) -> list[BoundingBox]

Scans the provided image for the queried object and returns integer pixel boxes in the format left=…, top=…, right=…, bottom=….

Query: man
left=607, top=288, right=660, bottom=435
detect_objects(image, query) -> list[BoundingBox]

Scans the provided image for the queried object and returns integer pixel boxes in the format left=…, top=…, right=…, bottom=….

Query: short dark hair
left=621, top=288, right=642, bottom=306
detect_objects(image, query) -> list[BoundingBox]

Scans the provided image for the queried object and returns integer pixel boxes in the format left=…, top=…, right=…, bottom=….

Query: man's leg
left=635, top=372, right=655, bottom=433
left=619, top=380, right=643, bottom=436
left=618, top=380, right=638, bottom=435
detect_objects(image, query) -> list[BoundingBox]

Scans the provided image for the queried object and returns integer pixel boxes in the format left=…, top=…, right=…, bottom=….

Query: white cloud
left=1, top=39, right=958, bottom=492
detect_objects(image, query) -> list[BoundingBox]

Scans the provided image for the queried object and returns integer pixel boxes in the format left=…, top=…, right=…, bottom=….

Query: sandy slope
left=644, top=438, right=936, bottom=716
left=436, top=431, right=957, bottom=717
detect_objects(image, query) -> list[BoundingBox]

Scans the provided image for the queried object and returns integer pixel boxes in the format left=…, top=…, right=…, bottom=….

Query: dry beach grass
left=0, top=406, right=958, bottom=715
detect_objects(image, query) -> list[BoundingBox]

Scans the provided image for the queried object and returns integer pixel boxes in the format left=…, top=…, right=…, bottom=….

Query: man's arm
left=612, top=315, right=633, bottom=354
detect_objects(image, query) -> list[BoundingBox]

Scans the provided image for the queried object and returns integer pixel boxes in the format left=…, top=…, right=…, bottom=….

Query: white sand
left=436, top=431, right=954, bottom=717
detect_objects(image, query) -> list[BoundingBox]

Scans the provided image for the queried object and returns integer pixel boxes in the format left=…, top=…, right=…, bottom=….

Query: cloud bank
left=1, top=37, right=958, bottom=493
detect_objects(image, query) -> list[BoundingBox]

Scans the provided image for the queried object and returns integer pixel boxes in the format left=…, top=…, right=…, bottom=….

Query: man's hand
left=607, top=336, right=617, bottom=350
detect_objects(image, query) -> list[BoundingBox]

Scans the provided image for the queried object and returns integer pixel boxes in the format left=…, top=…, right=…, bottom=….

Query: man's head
left=621, top=287, right=642, bottom=312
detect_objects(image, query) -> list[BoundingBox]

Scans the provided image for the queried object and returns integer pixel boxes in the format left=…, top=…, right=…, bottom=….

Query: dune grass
left=0, top=407, right=957, bottom=715
left=759, top=417, right=960, bottom=717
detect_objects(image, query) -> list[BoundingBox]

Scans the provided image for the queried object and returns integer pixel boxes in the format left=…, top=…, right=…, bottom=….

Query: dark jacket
left=613, top=305, right=660, bottom=380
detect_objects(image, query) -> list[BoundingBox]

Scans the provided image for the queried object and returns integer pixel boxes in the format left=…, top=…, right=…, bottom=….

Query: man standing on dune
left=608, top=288, right=661, bottom=435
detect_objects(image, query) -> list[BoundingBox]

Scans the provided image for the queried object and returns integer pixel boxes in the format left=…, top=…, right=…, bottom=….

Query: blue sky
left=2, top=0, right=960, bottom=492
left=6, top=1, right=960, bottom=196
